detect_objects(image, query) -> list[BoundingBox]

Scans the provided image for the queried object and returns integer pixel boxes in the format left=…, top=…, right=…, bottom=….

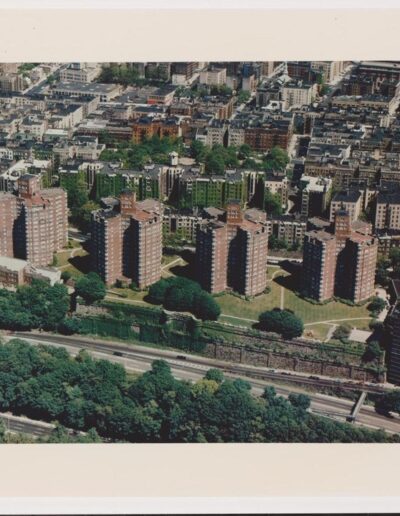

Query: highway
left=7, top=332, right=400, bottom=436
left=0, top=412, right=55, bottom=439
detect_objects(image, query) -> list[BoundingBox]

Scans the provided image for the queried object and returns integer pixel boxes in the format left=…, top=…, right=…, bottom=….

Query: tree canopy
left=75, top=273, right=106, bottom=305
left=0, top=339, right=396, bottom=443
left=258, top=308, right=304, bottom=339
left=0, top=280, right=70, bottom=331
left=148, top=276, right=220, bottom=321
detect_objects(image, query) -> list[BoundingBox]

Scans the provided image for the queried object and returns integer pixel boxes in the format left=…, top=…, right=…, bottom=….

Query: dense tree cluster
left=264, top=190, right=283, bottom=216
left=75, top=272, right=107, bottom=305
left=189, top=142, right=289, bottom=178
left=148, top=276, right=220, bottom=321
left=0, top=280, right=70, bottom=331
left=242, top=146, right=290, bottom=172
left=258, top=308, right=304, bottom=339
left=189, top=142, right=239, bottom=175
left=0, top=339, right=396, bottom=443
left=100, top=135, right=184, bottom=169
left=376, top=249, right=400, bottom=287
left=268, top=235, right=301, bottom=252
left=98, top=64, right=167, bottom=86
left=375, top=390, right=400, bottom=416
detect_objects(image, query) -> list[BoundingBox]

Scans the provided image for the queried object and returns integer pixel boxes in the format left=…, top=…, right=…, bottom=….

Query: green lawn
left=106, top=288, right=149, bottom=303
left=303, top=323, right=335, bottom=341
left=56, top=246, right=90, bottom=278
left=100, top=263, right=374, bottom=337
left=217, top=266, right=373, bottom=329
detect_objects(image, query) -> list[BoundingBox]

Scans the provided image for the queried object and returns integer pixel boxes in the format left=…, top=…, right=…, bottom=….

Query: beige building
left=375, top=192, right=400, bottom=230
left=311, top=61, right=345, bottom=84
left=282, top=81, right=316, bottom=109
left=0, top=255, right=61, bottom=289
left=59, top=63, right=101, bottom=83
left=329, top=190, right=362, bottom=222
left=199, top=68, right=227, bottom=86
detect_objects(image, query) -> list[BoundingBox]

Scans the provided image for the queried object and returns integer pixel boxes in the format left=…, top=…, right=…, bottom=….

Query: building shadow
left=69, top=254, right=92, bottom=275
left=274, top=271, right=300, bottom=292
left=169, top=250, right=196, bottom=280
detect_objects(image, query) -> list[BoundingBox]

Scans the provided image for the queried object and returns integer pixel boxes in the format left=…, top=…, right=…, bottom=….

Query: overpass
left=347, top=391, right=367, bottom=423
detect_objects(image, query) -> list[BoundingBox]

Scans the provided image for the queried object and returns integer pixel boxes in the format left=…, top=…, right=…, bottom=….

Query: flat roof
left=54, top=82, right=119, bottom=93
left=0, top=255, right=27, bottom=271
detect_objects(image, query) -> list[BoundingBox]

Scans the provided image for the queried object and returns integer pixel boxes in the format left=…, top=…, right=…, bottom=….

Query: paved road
left=7, top=332, right=400, bottom=435
left=0, top=412, right=55, bottom=438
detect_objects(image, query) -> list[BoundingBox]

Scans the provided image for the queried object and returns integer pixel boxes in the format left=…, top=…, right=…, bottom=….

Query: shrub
left=367, top=296, right=386, bottom=316
left=332, top=324, right=352, bottom=342
left=61, top=271, right=72, bottom=283
left=363, top=341, right=383, bottom=363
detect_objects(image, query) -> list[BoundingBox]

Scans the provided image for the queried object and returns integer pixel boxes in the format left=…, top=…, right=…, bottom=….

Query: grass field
left=98, top=259, right=374, bottom=337
left=106, top=288, right=149, bottom=304
left=55, top=241, right=90, bottom=278
left=303, top=323, right=335, bottom=341
left=217, top=266, right=372, bottom=329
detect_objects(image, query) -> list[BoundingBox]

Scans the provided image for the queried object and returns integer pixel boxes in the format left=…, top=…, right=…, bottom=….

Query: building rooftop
left=332, top=190, right=362, bottom=203
left=0, top=255, right=27, bottom=272
left=54, top=82, right=119, bottom=94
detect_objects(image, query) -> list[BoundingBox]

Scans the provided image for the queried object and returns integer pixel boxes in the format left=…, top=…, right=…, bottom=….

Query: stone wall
left=204, top=341, right=384, bottom=382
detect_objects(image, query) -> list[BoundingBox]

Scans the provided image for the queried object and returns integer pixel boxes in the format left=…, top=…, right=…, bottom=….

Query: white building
left=282, top=82, right=317, bottom=109
left=59, top=63, right=101, bottom=83
left=199, top=68, right=227, bottom=86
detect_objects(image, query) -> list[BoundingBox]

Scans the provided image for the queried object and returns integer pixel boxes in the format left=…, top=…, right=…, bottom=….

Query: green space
left=56, top=247, right=90, bottom=279
left=100, top=263, right=374, bottom=336
left=0, top=338, right=396, bottom=443
left=303, top=323, right=335, bottom=342
left=217, top=266, right=372, bottom=329
left=106, top=288, right=148, bottom=304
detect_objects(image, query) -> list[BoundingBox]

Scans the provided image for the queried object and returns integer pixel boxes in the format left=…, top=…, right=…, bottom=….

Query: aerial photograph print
left=0, top=60, right=400, bottom=444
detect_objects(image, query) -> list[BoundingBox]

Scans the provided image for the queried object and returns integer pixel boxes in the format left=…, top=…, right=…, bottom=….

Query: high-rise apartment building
left=375, top=191, right=400, bottom=230
left=386, top=280, right=400, bottom=384
left=0, top=175, right=68, bottom=267
left=91, top=210, right=123, bottom=287
left=196, top=202, right=268, bottom=296
left=0, top=192, right=18, bottom=257
left=194, top=221, right=228, bottom=294
left=302, top=210, right=377, bottom=303
left=91, top=191, right=162, bottom=288
left=302, top=230, right=337, bottom=302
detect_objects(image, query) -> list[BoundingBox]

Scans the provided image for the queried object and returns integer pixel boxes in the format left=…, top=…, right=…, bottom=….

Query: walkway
left=57, top=246, right=83, bottom=270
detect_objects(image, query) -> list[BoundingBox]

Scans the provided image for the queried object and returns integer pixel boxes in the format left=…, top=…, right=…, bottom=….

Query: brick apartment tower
left=91, top=190, right=162, bottom=288
left=0, top=192, right=18, bottom=257
left=302, top=210, right=378, bottom=303
left=91, top=210, right=123, bottom=286
left=302, top=230, right=337, bottom=302
left=386, top=280, right=400, bottom=384
left=196, top=201, right=268, bottom=296
left=196, top=221, right=228, bottom=294
left=0, top=175, right=68, bottom=267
